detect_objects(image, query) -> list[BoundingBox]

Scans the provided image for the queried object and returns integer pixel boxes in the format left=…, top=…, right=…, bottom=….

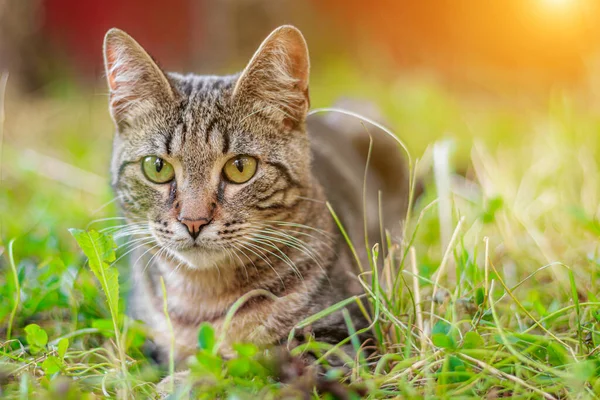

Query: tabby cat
left=103, top=25, right=407, bottom=364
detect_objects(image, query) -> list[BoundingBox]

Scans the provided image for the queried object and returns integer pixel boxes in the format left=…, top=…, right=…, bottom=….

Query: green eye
left=142, top=156, right=175, bottom=184
left=223, top=155, right=258, bottom=184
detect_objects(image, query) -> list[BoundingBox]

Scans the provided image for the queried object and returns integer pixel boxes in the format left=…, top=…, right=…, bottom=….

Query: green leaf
left=547, top=342, right=570, bottom=366
left=194, top=350, right=222, bottom=375
left=69, top=229, right=119, bottom=336
left=432, top=320, right=451, bottom=335
left=475, top=287, right=485, bottom=306
left=448, top=355, right=466, bottom=371
left=198, top=323, right=215, bottom=352
left=432, top=333, right=454, bottom=349
left=444, top=355, right=469, bottom=383
left=57, top=338, right=69, bottom=360
left=92, top=319, right=115, bottom=337
left=227, top=358, right=251, bottom=377
left=25, top=324, right=48, bottom=354
left=42, top=356, right=62, bottom=375
left=463, top=331, right=484, bottom=349
left=233, top=343, right=258, bottom=358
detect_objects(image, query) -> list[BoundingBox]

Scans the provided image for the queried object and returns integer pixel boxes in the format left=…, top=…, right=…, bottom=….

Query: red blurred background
left=2, top=0, right=600, bottom=91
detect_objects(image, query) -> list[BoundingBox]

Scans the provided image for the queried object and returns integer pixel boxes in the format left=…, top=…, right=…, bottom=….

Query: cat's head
left=103, top=26, right=312, bottom=269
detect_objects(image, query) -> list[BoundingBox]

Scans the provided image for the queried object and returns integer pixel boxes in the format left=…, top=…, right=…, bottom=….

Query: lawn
left=2, top=64, right=600, bottom=399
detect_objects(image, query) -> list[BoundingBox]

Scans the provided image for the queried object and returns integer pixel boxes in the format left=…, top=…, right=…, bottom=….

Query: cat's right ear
left=233, top=26, right=310, bottom=131
left=103, top=28, right=174, bottom=128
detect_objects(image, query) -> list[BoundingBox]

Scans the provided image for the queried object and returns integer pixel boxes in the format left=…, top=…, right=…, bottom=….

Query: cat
left=103, top=25, right=408, bottom=365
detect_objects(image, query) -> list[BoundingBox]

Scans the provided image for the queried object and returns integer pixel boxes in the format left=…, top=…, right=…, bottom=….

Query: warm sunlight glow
left=540, top=0, right=577, bottom=12
left=535, top=0, right=583, bottom=27
left=544, top=0, right=571, bottom=6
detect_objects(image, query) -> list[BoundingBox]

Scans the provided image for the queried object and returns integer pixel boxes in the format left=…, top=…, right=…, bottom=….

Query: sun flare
left=544, top=0, right=572, bottom=6
left=540, top=0, right=577, bottom=11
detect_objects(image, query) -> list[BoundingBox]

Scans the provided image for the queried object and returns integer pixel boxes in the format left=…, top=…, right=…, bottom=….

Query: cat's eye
left=142, top=156, right=175, bottom=184
left=223, top=155, right=258, bottom=184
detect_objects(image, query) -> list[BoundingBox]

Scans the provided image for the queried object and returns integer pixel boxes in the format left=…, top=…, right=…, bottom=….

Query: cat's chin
left=171, top=247, right=231, bottom=271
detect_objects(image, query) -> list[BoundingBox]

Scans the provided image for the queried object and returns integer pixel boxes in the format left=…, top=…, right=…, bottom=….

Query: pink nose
left=178, top=217, right=211, bottom=239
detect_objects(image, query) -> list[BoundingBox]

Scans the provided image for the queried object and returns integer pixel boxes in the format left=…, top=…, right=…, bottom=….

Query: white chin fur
left=172, top=247, right=230, bottom=270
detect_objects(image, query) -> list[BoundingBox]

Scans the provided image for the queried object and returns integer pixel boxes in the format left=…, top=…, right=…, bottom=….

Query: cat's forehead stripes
left=166, top=74, right=235, bottom=157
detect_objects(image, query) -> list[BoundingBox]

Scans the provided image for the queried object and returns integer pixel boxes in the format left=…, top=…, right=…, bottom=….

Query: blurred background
left=4, top=0, right=600, bottom=91
left=3, top=0, right=600, bottom=260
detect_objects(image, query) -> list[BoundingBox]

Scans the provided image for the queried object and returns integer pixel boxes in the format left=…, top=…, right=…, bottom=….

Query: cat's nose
left=178, top=217, right=211, bottom=240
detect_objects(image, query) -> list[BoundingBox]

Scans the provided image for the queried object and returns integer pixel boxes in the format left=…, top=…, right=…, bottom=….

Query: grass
left=2, top=64, right=600, bottom=398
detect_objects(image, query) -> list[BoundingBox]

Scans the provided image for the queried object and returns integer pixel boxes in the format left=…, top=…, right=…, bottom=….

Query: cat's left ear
left=233, top=25, right=310, bottom=130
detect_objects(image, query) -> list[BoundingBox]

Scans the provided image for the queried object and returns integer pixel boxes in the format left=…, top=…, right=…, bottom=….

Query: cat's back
left=307, top=112, right=409, bottom=262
